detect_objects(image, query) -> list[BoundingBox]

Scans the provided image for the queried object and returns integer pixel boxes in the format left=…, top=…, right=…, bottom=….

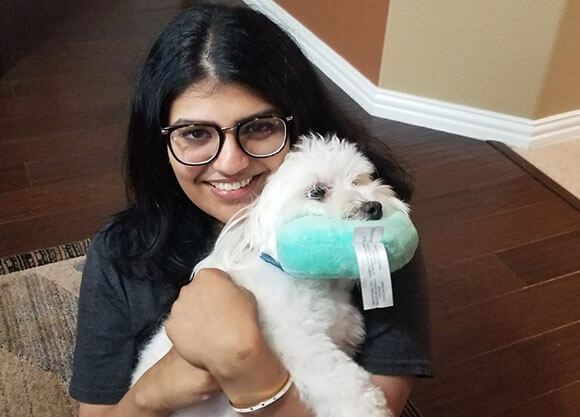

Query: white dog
left=132, top=134, right=410, bottom=417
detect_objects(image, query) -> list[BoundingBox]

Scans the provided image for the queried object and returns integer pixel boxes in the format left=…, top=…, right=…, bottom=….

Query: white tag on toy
left=352, top=226, right=393, bottom=310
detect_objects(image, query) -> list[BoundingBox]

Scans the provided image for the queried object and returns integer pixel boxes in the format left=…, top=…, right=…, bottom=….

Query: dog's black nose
left=362, top=201, right=382, bottom=220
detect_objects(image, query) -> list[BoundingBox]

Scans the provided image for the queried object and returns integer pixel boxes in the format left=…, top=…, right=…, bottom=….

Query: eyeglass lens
left=169, top=117, right=287, bottom=165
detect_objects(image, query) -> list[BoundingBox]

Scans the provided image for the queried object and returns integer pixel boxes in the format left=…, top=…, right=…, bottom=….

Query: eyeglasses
left=161, top=115, right=294, bottom=166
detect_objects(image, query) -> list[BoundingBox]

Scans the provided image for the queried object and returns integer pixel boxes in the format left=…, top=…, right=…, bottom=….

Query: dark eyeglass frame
left=161, top=115, right=294, bottom=166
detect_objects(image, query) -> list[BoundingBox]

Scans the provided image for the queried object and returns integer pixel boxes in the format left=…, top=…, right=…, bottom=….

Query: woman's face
left=167, top=81, right=291, bottom=223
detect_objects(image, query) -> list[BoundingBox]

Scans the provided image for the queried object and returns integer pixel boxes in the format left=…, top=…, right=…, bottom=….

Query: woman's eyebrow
left=169, top=109, right=280, bottom=127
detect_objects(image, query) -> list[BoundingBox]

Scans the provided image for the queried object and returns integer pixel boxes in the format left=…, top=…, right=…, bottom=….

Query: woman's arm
left=372, top=375, right=414, bottom=417
left=78, top=372, right=412, bottom=417
left=164, top=268, right=292, bottom=407
left=78, top=266, right=412, bottom=417
left=76, top=333, right=315, bottom=417
left=246, top=374, right=413, bottom=417
left=78, top=347, right=219, bottom=417
left=165, top=268, right=411, bottom=417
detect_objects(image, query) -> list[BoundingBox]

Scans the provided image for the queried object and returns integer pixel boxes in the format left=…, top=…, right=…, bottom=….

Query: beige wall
left=275, top=0, right=580, bottom=120
left=274, top=0, right=389, bottom=84
left=379, top=0, right=572, bottom=119
left=535, top=0, right=580, bottom=118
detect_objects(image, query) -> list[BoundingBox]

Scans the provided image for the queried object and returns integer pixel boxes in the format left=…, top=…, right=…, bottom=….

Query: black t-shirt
left=69, top=230, right=433, bottom=404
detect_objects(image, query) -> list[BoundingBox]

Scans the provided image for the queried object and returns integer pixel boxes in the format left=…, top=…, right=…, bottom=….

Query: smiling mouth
left=209, top=177, right=253, bottom=191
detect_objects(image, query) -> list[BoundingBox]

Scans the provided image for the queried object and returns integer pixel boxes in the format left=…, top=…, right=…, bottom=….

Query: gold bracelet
left=229, top=373, right=293, bottom=414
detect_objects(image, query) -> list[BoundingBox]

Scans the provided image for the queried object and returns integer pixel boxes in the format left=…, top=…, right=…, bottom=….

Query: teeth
left=210, top=178, right=251, bottom=191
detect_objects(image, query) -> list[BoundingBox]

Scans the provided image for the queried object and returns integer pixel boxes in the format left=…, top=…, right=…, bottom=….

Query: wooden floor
left=1, top=1, right=579, bottom=417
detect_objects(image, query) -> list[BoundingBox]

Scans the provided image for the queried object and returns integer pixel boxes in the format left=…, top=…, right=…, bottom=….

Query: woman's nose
left=211, top=132, right=250, bottom=175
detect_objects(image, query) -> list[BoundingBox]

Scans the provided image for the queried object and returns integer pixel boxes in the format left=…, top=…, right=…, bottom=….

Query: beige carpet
left=511, top=138, right=580, bottom=200
left=0, top=257, right=84, bottom=417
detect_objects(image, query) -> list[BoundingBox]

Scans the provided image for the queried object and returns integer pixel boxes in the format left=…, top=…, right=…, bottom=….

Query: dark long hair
left=106, top=2, right=413, bottom=286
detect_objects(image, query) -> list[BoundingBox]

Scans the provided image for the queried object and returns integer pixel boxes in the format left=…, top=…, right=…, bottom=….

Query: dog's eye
left=307, top=186, right=326, bottom=200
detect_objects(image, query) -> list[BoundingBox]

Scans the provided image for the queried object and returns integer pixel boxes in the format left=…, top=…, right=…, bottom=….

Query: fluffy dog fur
left=132, top=134, right=410, bottom=417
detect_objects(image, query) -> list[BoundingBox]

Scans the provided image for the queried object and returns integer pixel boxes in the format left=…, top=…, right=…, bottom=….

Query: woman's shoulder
left=84, top=222, right=125, bottom=271
left=84, top=213, right=151, bottom=279
left=81, top=225, right=127, bottom=296
left=81, top=217, right=148, bottom=294
left=81, top=222, right=179, bottom=321
left=86, top=224, right=111, bottom=256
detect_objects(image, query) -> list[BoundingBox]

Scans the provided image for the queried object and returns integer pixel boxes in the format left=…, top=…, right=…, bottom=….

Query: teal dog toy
left=272, top=211, right=419, bottom=279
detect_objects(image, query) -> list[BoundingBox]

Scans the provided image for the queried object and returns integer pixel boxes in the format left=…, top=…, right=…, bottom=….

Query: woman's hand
left=132, top=347, right=220, bottom=413
left=165, top=268, right=261, bottom=375
left=165, top=268, right=289, bottom=407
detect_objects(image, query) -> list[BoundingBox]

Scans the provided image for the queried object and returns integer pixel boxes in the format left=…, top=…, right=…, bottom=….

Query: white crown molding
left=243, top=0, right=580, bottom=149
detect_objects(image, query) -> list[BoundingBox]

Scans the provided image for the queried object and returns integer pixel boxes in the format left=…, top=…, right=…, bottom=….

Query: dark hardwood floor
left=1, top=1, right=579, bottom=417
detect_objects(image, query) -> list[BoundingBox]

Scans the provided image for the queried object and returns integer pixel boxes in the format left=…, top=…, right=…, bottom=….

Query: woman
left=69, top=3, right=432, bottom=416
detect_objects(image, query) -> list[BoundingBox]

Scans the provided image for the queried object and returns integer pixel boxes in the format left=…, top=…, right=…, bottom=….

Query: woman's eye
left=248, top=122, right=272, bottom=132
left=242, top=121, right=277, bottom=138
left=179, top=126, right=214, bottom=142
left=307, top=186, right=326, bottom=200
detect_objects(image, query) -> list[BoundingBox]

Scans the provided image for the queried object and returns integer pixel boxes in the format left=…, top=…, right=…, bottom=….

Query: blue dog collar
left=260, top=252, right=285, bottom=272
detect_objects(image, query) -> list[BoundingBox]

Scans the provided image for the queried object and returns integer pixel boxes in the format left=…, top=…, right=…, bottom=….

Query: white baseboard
left=243, top=0, right=580, bottom=149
